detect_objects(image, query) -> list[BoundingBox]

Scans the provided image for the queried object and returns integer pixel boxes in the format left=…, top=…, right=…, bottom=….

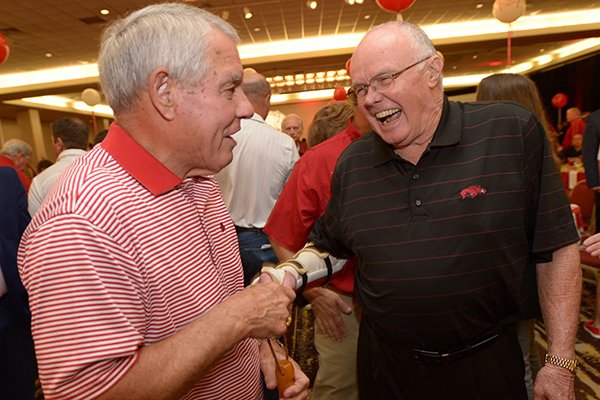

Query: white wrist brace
left=258, top=242, right=345, bottom=289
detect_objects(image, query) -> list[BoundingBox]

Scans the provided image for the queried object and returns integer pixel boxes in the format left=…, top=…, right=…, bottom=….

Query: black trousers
left=358, top=321, right=527, bottom=400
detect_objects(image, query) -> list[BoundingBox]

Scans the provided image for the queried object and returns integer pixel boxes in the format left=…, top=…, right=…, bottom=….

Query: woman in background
left=477, top=73, right=561, bottom=167
left=476, top=73, right=553, bottom=400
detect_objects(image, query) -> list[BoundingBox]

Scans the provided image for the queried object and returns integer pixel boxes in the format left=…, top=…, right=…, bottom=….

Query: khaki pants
left=311, top=293, right=360, bottom=400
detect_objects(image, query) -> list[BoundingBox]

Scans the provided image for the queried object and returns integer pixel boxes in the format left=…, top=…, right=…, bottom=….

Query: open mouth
left=375, top=108, right=402, bottom=125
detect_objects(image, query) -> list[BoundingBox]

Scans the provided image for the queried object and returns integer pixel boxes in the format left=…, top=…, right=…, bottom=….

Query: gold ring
left=286, top=315, right=293, bottom=327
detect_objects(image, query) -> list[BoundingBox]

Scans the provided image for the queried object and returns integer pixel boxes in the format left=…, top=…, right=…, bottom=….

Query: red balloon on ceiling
left=552, top=93, right=568, bottom=108
left=0, top=34, right=9, bottom=65
left=333, top=86, right=347, bottom=101
left=376, top=0, right=416, bottom=13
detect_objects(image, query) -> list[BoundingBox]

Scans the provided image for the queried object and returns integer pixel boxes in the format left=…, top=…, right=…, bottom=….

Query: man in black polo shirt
left=265, top=21, right=581, bottom=400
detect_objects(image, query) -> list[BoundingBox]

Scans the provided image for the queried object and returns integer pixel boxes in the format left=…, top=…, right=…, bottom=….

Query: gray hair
left=98, top=3, right=239, bottom=115
left=1, top=139, right=33, bottom=157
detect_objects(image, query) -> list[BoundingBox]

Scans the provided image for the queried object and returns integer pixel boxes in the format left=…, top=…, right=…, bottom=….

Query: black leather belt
left=409, top=331, right=501, bottom=366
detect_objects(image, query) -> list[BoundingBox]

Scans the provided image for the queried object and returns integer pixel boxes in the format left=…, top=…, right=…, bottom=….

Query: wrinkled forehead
left=351, top=27, right=412, bottom=81
left=284, top=117, right=302, bottom=127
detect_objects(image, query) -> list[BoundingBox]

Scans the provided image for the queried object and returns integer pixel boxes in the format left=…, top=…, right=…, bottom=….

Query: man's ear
left=55, top=137, right=65, bottom=152
left=148, top=68, right=176, bottom=121
left=427, top=56, right=444, bottom=87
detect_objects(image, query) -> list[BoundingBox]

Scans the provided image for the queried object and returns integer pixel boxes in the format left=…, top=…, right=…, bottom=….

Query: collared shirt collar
left=101, top=124, right=182, bottom=196
left=372, top=96, right=462, bottom=166
left=56, top=148, right=87, bottom=162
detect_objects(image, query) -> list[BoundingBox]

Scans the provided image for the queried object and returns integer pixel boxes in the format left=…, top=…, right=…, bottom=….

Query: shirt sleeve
left=308, top=157, right=355, bottom=260
left=265, top=158, right=323, bottom=252
left=19, top=214, right=144, bottom=400
left=523, top=114, right=580, bottom=255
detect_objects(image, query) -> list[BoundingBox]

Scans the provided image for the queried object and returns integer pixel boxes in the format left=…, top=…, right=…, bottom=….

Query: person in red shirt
left=265, top=103, right=371, bottom=400
left=0, top=139, right=33, bottom=193
left=561, top=107, right=586, bottom=149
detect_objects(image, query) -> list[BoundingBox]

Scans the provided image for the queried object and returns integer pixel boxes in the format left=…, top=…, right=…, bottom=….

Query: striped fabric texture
left=18, top=126, right=261, bottom=400
left=310, top=99, right=580, bottom=350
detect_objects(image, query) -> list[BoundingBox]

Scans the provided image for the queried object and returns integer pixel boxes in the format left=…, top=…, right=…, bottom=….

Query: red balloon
left=0, top=34, right=8, bottom=65
left=333, top=86, right=347, bottom=101
left=0, top=45, right=9, bottom=65
left=376, top=0, right=416, bottom=13
left=552, top=93, right=568, bottom=108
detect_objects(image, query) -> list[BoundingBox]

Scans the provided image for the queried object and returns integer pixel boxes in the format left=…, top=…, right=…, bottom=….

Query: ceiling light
left=475, top=3, right=483, bottom=9
left=243, top=7, right=253, bottom=19
left=356, top=0, right=364, bottom=3
left=533, top=55, right=553, bottom=66
left=555, top=38, right=600, bottom=58
left=44, top=53, right=53, bottom=58
left=307, top=1, right=318, bottom=9
left=253, top=27, right=260, bottom=32
left=364, top=14, right=371, bottom=20
left=100, top=9, right=110, bottom=15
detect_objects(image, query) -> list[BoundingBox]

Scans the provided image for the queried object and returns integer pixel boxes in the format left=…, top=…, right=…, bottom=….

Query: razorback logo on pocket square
left=459, top=185, right=487, bottom=199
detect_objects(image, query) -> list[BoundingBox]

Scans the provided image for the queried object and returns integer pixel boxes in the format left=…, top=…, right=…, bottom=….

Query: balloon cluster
left=0, top=33, right=10, bottom=65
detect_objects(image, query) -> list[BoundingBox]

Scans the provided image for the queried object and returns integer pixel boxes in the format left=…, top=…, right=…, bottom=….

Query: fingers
left=282, top=271, right=298, bottom=290
left=280, top=357, right=310, bottom=400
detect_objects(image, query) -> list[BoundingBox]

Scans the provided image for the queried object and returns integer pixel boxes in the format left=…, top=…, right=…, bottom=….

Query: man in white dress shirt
left=215, top=70, right=298, bottom=286
left=28, top=117, right=88, bottom=216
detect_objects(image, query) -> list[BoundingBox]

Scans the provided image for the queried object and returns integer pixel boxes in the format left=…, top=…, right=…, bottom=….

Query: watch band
left=544, top=353, right=578, bottom=373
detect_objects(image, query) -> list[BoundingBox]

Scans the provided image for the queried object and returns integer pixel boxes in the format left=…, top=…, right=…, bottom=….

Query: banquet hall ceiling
left=0, top=0, right=599, bottom=108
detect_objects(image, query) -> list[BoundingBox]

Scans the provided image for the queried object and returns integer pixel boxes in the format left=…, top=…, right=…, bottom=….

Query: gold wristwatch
left=544, top=353, right=578, bottom=373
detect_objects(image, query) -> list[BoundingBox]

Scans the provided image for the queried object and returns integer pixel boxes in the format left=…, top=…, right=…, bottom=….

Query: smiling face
left=350, top=24, right=444, bottom=152
left=173, top=30, right=253, bottom=176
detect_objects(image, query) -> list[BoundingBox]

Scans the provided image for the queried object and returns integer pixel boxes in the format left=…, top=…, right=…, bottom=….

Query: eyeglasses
left=347, top=55, right=433, bottom=103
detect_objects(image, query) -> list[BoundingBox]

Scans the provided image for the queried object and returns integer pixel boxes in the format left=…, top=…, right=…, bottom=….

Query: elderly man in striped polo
left=18, top=3, right=308, bottom=400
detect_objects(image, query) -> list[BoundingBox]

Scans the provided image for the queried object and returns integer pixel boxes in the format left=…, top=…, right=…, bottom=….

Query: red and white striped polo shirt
left=18, top=124, right=261, bottom=400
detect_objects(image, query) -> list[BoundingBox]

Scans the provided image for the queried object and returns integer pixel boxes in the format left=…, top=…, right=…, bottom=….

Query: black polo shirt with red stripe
left=310, top=97, right=579, bottom=350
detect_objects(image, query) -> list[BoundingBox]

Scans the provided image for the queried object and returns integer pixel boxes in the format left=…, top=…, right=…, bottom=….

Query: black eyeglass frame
left=347, top=55, right=434, bottom=103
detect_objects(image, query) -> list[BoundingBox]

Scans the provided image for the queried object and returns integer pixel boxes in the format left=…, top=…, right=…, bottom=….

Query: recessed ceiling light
left=364, top=14, right=371, bottom=20
left=100, top=9, right=109, bottom=15
left=243, top=7, right=253, bottom=19
left=253, top=27, right=260, bottom=32
left=307, top=0, right=318, bottom=9
left=452, top=65, right=457, bottom=70
left=44, top=53, right=53, bottom=58
left=475, top=3, right=483, bottom=9
left=472, top=54, right=478, bottom=59
left=539, top=48, right=545, bottom=53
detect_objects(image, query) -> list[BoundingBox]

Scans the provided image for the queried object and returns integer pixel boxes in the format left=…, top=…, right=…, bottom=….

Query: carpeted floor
left=535, top=279, right=600, bottom=400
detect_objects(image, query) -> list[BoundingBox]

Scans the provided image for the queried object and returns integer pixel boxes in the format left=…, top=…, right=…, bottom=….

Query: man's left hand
left=259, top=340, right=310, bottom=400
left=533, top=364, right=575, bottom=400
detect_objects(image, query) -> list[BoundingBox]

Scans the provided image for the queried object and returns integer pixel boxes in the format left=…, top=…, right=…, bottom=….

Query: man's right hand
left=303, top=287, right=352, bottom=342
left=233, top=279, right=296, bottom=339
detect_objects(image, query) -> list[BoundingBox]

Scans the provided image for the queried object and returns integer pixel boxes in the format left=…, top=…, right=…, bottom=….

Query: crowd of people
left=0, top=2, right=598, bottom=400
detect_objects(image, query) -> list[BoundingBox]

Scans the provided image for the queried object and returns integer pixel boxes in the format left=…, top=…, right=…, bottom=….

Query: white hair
left=98, top=3, right=239, bottom=115
left=1, top=139, right=32, bottom=157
